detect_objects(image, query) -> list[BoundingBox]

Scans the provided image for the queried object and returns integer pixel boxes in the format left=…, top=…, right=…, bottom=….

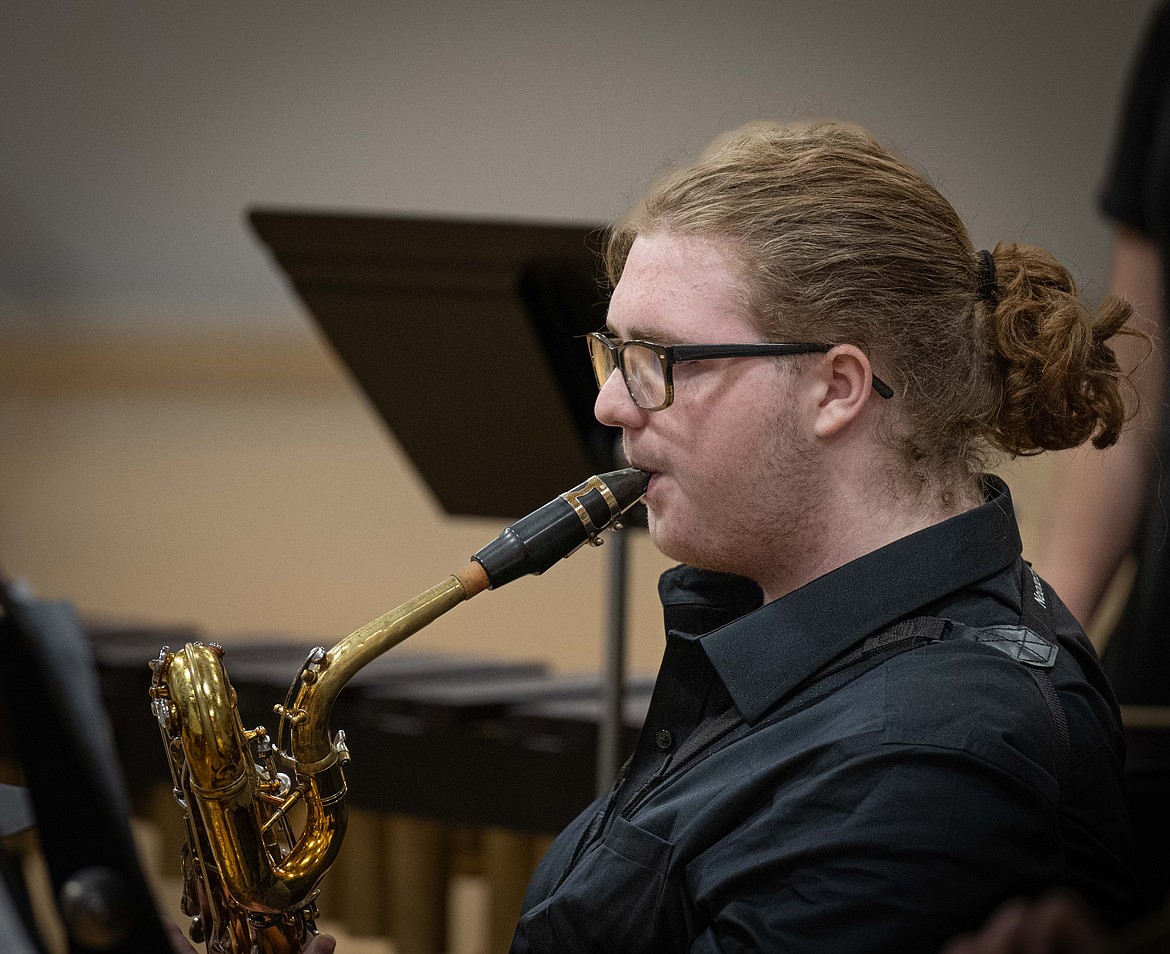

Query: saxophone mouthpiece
left=471, top=467, right=650, bottom=589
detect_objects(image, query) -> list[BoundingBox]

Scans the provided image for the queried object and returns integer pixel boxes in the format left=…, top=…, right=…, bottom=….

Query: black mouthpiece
left=472, top=468, right=650, bottom=589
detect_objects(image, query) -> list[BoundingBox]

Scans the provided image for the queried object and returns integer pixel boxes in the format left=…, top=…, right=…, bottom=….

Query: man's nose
left=594, top=368, right=644, bottom=428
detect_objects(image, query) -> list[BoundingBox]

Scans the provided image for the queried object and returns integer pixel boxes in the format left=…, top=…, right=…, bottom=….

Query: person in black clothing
left=1037, top=1, right=1170, bottom=706
left=937, top=6, right=1170, bottom=953
left=1035, top=0, right=1170, bottom=926
left=506, top=119, right=1143, bottom=953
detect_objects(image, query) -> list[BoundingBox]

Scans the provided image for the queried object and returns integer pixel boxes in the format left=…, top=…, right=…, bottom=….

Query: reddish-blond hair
left=605, top=120, right=1139, bottom=481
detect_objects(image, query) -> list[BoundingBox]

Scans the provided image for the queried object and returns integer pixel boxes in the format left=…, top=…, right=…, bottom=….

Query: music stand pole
left=597, top=520, right=629, bottom=793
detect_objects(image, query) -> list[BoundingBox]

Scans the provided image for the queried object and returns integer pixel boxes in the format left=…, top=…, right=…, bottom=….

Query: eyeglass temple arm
left=667, top=343, right=894, bottom=399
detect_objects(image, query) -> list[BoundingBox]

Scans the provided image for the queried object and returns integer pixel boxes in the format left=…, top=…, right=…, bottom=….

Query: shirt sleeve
left=686, top=741, right=1063, bottom=954
left=1100, top=1, right=1170, bottom=231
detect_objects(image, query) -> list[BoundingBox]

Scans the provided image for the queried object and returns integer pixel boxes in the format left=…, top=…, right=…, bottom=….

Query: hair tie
left=976, top=249, right=998, bottom=308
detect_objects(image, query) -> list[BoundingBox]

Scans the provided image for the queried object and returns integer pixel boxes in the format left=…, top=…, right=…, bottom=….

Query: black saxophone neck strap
left=945, top=562, right=1070, bottom=782
left=710, top=559, right=1070, bottom=788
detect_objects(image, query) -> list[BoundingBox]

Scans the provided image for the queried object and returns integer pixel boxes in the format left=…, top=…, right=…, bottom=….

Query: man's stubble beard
left=637, top=390, right=830, bottom=593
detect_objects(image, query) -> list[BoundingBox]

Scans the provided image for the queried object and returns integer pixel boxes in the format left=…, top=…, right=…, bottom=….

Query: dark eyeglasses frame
left=587, top=332, right=894, bottom=411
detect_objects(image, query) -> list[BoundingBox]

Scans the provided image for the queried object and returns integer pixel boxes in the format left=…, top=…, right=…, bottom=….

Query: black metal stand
left=598, top=521, right=630, bottom=793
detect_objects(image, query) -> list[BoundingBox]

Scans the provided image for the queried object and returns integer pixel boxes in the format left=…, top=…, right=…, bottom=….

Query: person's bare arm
left=1033, top=226, right=1165, bottom=635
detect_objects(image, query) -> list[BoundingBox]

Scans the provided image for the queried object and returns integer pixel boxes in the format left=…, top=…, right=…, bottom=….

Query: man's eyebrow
left=601, top=320, right=681, bottom=344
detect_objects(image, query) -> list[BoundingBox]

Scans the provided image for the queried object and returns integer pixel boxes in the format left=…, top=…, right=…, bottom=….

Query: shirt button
left=655, top=729, right=673, bottom=751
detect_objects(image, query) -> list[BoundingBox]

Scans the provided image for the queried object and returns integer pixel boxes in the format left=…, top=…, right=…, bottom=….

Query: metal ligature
left=148, top=468, right=649, bottom=953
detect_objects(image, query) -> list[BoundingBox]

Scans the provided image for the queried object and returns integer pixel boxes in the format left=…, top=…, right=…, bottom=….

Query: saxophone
left=149, top=468, right=649, bottom=953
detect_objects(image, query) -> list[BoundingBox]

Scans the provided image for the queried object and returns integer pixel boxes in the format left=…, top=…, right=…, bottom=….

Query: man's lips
left=627, top=459, right=659, bottom=480
left=628, top=463, right=661, bottom=497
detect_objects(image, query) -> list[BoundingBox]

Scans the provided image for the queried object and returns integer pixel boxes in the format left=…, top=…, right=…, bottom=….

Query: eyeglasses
left=586, top=332, right=894, bottom=411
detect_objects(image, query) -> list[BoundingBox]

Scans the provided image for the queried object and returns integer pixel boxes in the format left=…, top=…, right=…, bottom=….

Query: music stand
left=249, top=210, right=640, bottom=790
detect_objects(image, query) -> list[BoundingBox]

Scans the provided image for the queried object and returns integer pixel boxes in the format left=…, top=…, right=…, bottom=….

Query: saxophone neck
left=289, top=567, right=487, bottom=763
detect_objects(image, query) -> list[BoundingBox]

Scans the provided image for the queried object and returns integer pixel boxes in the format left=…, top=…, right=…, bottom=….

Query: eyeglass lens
left=587, top=337, right=667, bottom=409
left=622, top=344, right=665, bottom=408
left=586, top=335, right=617, bottom=389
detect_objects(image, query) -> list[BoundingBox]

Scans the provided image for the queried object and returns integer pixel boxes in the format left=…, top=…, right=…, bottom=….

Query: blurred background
left=1, top=0, right=1157, bottom=670
left=0, top=2, right=1161, bottom=950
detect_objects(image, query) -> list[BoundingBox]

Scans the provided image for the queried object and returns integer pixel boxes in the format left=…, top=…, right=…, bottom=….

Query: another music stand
left=249, top=210, right=639, bottom=790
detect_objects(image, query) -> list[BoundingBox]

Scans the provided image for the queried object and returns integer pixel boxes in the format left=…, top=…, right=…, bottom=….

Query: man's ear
left=813, top=344, right=874, bottom=438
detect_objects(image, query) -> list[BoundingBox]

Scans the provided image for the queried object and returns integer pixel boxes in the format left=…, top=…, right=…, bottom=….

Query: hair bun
left=984, top=243, right=1136, bottom=455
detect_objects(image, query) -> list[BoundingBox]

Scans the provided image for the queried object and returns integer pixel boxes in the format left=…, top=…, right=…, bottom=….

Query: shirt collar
left=686, top=475, right=1022, bottom=724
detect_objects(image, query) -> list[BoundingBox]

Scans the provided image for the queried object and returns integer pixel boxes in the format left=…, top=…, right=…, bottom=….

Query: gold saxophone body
left=148, top=469, right=649, bottom=954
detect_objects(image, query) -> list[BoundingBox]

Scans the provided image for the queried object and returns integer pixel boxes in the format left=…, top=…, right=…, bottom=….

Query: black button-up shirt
left=512, top=478, right=1138, bottom=953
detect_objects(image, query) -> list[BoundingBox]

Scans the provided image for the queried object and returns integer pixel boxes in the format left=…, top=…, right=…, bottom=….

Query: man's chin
left=646, top=513, right=698, bottom=566
left=646, top=515, right=753, bottom=579
left=645, top=510, right=675, bottom=558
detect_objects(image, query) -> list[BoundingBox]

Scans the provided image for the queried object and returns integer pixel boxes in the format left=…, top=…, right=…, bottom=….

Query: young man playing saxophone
left=509, top=120, right=1140, bottom=953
